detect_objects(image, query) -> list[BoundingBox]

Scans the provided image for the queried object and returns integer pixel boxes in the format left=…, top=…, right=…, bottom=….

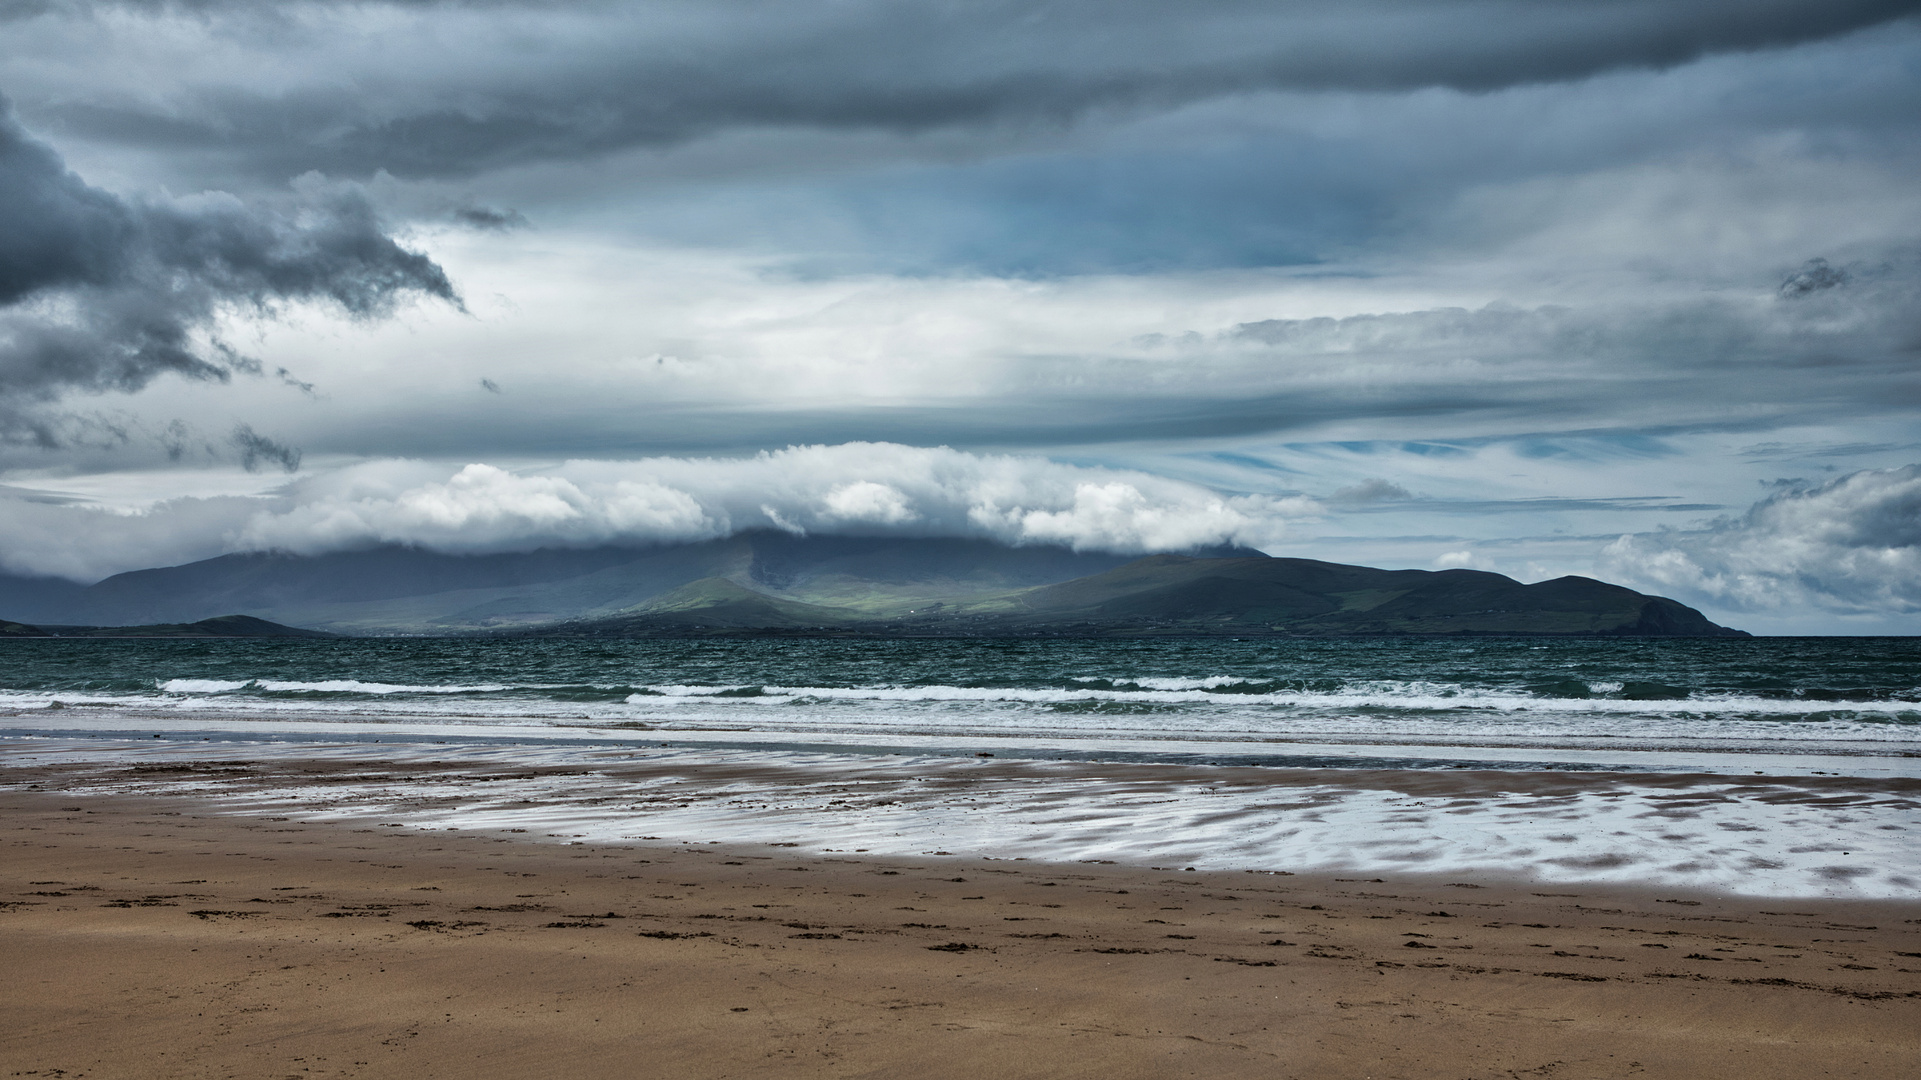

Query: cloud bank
left=0, top=97, right=456, bottom=447
left=0, top=443, right=1320, bottom=581
left=1601, top=465, right=1921, bottom=614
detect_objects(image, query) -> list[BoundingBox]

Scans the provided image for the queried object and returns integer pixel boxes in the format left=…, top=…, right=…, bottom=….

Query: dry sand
left=4, top=772, right=1919, bottom=1078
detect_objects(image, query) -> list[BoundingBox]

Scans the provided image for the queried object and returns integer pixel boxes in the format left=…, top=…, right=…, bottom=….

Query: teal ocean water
left=2, top=636, right=1918, bottom=764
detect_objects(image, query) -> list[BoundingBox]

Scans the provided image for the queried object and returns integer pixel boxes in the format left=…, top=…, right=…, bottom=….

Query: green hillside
left=578, top=577, right=857, bottom=632
left=978, top=556, right=1735, bottom=636
left=538, top=552, right=1745, bottom=637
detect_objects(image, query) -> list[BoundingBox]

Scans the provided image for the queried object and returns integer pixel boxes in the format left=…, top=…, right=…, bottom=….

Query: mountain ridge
left=515, top=551, right=1747, bottom=638
left=0, top=535, right=1747, bottom=638
left=0, top=533, right=1155, bottom=633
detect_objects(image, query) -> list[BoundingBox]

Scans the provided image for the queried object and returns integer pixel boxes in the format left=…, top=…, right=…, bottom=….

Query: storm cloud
left=4, top=1, right=1916, bottom=182
left=0, top=99, right=456, bottom=447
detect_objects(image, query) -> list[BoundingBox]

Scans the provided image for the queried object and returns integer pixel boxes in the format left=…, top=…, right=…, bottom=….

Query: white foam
left=257, top=679, right=511, bottom=694
left=8, top=680, right=1921, bottom=756
left=1077, top=675, right=1269, bottom=691
left=101, top=675, right=1921, bottom=714
left=158, top=679, right=251, bottom=693
left=616, top=680, right=1921, bottom=715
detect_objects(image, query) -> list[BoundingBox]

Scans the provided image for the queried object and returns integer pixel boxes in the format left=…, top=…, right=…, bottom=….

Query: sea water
left=2, top=636, right=1918, bottom=764
left=3, top=636, right=1918, bottom=896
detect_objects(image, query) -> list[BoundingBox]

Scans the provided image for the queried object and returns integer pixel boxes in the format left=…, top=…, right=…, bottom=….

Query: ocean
left=4, top=635, right=1918, bottom=897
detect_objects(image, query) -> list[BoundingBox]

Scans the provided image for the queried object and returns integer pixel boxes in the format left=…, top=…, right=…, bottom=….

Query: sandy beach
left=5, top=752, right=1919, bottom=1079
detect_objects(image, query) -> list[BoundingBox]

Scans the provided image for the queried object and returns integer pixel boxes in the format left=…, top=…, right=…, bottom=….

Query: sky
left=1, top=0, right=1918, bottom=634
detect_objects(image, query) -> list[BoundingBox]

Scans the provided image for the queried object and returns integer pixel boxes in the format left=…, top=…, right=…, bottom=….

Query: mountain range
left=0, top=532, right=1746, bottom=637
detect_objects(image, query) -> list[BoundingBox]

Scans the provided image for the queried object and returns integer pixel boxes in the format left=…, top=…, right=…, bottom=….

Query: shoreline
left=4, top=777, right=1918, bottom=1079
left=11, top=709, right=1921, bottom=774
left=6, top=734, right=1918, bottom=899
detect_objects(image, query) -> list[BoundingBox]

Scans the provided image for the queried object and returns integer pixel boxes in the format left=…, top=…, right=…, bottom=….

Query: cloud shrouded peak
left=0, top=443, right=1321, bottom=582
left=238, top=445, right=1317, bottom=557
left=0, top=98, right=457, bottom=450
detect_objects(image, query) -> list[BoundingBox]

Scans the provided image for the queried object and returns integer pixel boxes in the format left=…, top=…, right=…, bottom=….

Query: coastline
left=5, top=732, right=1918, bottom=899
left=4, top=741, right=1920, bottom=1078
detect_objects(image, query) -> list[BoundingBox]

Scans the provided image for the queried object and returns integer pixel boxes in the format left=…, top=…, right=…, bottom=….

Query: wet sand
left=6, top=736, right=1918, bottom=898
left=4, top=776, right=1919, bottom=1078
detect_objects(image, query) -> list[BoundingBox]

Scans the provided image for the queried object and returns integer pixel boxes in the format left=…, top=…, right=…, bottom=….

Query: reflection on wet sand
left=8, top=736, right=1918, bottom=898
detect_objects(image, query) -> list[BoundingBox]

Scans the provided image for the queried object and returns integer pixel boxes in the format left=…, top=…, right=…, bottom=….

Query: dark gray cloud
left=451, top=203, right=528, bottom=232
left=560, top=22, right=1921, bottom=278
left=229, top=423, right=301, bottom=473
left=12, top=1, right=1917, bottom=182
left=1779, top=257, right=1850, bottom=297
left=0, top=98, right=457, bottom=449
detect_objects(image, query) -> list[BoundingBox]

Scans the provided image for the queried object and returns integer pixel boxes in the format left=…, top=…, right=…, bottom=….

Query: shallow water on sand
left=6, top=735, right=1918, bottom=900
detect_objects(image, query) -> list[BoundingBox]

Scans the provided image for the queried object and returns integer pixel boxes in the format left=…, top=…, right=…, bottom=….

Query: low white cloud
left=1334, top=478, right=1415, bottom=504
left=1599, top=465, right=1921, bottom=614
left=821, top=480, right=918, bottom=525
left=238, top=463, right=718, bottom=556
left=240, top=444, right=1317, bottom=556
left=0, top=443, right=1322, bottom=582
left=0, top=493, right=264, bottom=582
